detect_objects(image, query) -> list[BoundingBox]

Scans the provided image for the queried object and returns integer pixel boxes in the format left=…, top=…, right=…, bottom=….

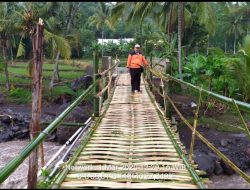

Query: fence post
left=149, top=53, right=153, bottom=91
left=165, top=58, right=172, bottom=118
left=93, top=49, right=99, bottom=117
left=108, top=56, right=112, bottom=98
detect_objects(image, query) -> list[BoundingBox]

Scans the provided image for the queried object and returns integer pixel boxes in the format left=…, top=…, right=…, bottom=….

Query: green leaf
left=16, top=37, right=25, bottom=58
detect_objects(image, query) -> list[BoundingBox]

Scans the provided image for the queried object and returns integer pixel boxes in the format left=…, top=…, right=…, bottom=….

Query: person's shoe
left=138, top=90, right=142, bottom=93
left=134, top=90, right=138, bottom=93
left=131, top=90, right=135, bottom=94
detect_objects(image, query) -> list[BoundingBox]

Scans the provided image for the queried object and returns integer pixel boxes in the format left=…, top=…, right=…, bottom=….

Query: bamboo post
left=27, top=18, right=44, bottom=189
left=108, top=56, right=112, bottom=98
left=93, top=49, right=99, bottom=117
left=232, top=99, right=250, bottom=140
left=189, top=87, right=203, bottom=162
left=164, top=58, right=172, bottom=118
left=149, top=53, right=153, bottom=91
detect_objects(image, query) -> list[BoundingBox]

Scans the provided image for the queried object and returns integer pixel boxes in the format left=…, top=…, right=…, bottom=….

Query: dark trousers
left=130, top=68, right=141, bottom=92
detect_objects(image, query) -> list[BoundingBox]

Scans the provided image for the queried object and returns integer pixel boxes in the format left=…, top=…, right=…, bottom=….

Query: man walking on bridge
left=126, top=44, right=149, bottom=94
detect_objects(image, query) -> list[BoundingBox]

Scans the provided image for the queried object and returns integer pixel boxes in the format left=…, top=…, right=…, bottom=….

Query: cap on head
left=134, top=44, right=140, bottom=48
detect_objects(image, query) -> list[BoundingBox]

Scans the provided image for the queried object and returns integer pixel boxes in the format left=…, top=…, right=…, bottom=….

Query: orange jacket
left=127, top=51, right=148, bottom=68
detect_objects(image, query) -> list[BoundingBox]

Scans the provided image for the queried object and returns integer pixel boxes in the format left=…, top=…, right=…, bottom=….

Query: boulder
left=0, top=129, right=14, bottom=142
left=220, top=160, right=235, bottom=175
left=56, top=103, right=93, bottom=144
left=0, top=93, right=4, bottom=104
left=214, top=160, right=224, bottom=175
left=71, top=75, right=93, bottom=91
left=0, top=115, right=12, bottom=124
left=193, top=150, right=215, bottom=176
left=220, top=139, right=229, bottom=147
left=84, top=65, right=93, bottom=76
left=218, top=147, right=229, bottom=152
left=245, top=148, right=250, bottom=157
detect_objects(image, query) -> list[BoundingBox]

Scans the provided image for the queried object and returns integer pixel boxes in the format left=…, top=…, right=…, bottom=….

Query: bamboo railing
left=145, top=65, right=250, bottom=184
left=0, top=51, right=120, bottom=186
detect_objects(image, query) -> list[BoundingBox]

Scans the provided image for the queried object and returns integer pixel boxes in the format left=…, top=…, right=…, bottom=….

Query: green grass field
left=0, top=59, right=94, bottom=104
left=1, top=57, right=127, bottom=104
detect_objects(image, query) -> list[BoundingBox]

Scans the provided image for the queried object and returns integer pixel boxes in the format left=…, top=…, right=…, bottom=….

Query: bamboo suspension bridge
left=0, top=54, right=250, bottom=189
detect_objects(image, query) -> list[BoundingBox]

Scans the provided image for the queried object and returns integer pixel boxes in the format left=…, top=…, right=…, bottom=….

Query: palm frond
left=16, top=37, right=25, bottom=58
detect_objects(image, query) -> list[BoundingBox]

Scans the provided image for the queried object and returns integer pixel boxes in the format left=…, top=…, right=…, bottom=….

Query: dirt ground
left=0, top=94, right=250, bottom=188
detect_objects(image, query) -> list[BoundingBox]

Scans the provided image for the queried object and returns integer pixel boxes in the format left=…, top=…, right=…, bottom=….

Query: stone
left=0, top=129, right=14, bottom=142
left=220, top=139, right=229, bottom=147
left=0, top=115, right=12, bottom=124
left=71, top=75, right=93, bottom=91
left=245, top=148, right=250, bottom=157
left=230, top=133, right=247, bottom=138
left=218, top=147, right=229, bottom=152
left=193, top=151, right=215, bottom=176
left=214, top=161, right=224, bottom=175
left=11, top=125, right=20, bottom=132
left=56, top=103, right=93, bottom=144
left=0, top=93, right=4, bottom=104
left=84, top=65, right=93, bottom=76
left=208, top=152, right=220, bottom=161
left=220, top=160, right=235, bottom=175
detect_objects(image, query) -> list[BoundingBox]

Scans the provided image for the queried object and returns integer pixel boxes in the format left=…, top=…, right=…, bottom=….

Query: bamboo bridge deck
left=59, top=73, right=204, bottom=189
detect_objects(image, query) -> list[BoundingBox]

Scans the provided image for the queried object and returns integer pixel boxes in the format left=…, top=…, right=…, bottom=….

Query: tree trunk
left=101, top=28, right=104, bottom=57
left=207, top=35, right=209, bottom=56
left=224, top=37, right=227, bottom=53
left=233, top=28, right=236, bottom=55
left=50, top=2, right=81, bottom=89
left=10, top=45, right=14, bottom=65
left=50, top=51, right=60, bottom=89
left=168, top=4, right=173, bottom=41
left=6, top=38, right=14, bottom=65
left=27, top=20, right=44, bottom=189
left=178, top=2, right=183, bottom=80
left=66, top=3, right=82, bottom=33
left=140, top=22, right=143, bottom=48
left=2, top=40, right=10, bottom=91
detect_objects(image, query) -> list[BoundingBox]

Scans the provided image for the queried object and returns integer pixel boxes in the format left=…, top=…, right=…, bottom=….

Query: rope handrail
left=144, top=77, right=206, bottom=189
left=145, top=67, right=250, bottom=184
left=148, top=67, right=250, bottom=113
left=95, top=58, right=120, bottom=97
left=97, top=58, right=120, bottom=77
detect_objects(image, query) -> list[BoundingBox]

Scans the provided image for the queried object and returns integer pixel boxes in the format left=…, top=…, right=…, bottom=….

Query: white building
left=97, top=38, right=134, bottom=45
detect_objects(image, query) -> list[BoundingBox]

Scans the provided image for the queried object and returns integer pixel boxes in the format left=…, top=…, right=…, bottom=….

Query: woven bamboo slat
left=59, top=73, right=205, bottom=189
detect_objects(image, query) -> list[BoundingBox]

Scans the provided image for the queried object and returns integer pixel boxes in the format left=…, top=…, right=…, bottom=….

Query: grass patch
left=7, top=87, right=32, bottom=104
left=198, top=116, right=245, bottom=133
left=182, top=110, right=250, bottom=133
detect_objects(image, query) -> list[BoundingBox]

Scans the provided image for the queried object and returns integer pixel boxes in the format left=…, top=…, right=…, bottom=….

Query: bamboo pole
left=145, top=73, right=250, bottom=183
left=108, top=56, right=112, bottom=98
left=144, top=78, right=206, bottom=189
left=0, top=81, right=99, bottom=184
left=232, top=99, right=250, bottom=140
left=51, top=69, right=120, bottom=189
left=93, top=49, right=100, bottom=117
left=189, top=87, right=202, bottom=162
left=148, top=68, right=250, bottom=113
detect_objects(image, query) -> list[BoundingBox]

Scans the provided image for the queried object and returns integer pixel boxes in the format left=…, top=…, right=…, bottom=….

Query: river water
left=0, top=140, right=249, bottom=189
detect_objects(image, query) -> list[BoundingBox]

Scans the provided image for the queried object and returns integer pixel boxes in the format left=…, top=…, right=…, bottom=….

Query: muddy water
left=0, top=140, right=61, bottom=189
left=0, top=140, right=249, bottom=189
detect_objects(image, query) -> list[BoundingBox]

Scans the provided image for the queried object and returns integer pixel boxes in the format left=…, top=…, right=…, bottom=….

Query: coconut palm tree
left=0, top=2, right=19, bottom=91
left=232, top=35, right=250, bottom=102
left=111, top=2, right=216, bottom=79
left=89, top=2, right=114, bottom=57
